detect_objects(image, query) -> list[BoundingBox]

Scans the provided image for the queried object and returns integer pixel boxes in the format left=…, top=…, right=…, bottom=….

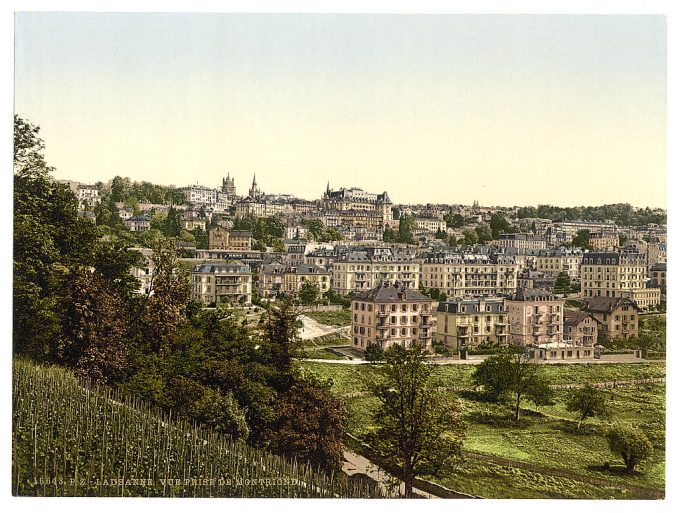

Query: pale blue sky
left=14, top=13, right=667, bottom=207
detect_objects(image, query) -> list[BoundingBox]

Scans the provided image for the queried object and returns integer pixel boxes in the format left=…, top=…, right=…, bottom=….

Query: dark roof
left=353, top=282, right=431, bottom=303
left=580, top=296, right=639, bottom=313
left=563, top=311, right=593, bottom=327
left=230, top=230, right=252, bottom=237
left=510, top=288, right=557, bottom=301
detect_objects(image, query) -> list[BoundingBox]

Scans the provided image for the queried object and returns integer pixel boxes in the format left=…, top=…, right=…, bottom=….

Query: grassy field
left=303, top=310, right=352, bottom=326
left=302, top=360, right=666, bottom=499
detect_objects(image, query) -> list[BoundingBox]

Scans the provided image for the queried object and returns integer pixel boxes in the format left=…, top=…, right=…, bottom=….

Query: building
left=129, top=247, right=154, bottom=295
left=248, top=175, right=264, bottom=199
left=435, top=298, right=508, bottom=350
left=222, top=173, right=236, bottom=198
left=124, top=215, right=151, bottom=232
left=506, top=288, right=564, bottom=346
left=650, top=262, right=667, bottom=296
left=413, top=218, right=447, bottom=234
left=588, top=231, right=619, bottom=251
left=580, top=252, right=660, bottom=309
left=517, top=270, right=556, bottom=291
left=562, top=311, right=598, bottom=347
left=258, top=263, right=330, bottom=299
left=351, top=282, right=433, bottom=351
left=421, top=252, right=518, bottom=299
left=322, top=185, right=392, bottom=223
left=209, top=226, right=231, bottom=250
left=497, top=233, right=547, bottom=250
left=534, top=341, right=596, bottom=361
left=534, top=248, right=583, bottom=280
left=192, top=263, right=252, bottom=306
left=580, top=296, right=639, bottom=341
left=180, top=184, right=218, bottom=206
left=207, top=228, right=253, bottom=251
left=181, top=215, right=207, bottom=232
left=331, top=247, right=420, bottom=294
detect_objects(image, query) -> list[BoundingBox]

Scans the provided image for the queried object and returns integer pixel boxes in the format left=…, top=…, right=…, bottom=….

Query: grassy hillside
left=302, top=360, right=666, bottom=499
left=12, top=358, right=385, bottom=498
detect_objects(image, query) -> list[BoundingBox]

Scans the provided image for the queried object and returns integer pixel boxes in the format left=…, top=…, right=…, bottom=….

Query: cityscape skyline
left=15, top=13, right=667, bottom=208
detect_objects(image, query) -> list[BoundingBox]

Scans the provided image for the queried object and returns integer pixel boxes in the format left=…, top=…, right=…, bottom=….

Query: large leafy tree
left=606, top=425, right=653, bottom=473
left=264, top=382, right=347, bottom=472
left=54, top=270, right=130, bottom=384
left=566, top=384, right=609, bottom=429
left=473, top=347, right=551, bottom=420
left=13, top=115, right=98, bottom=359
left=371, top=345, right=465, bottom=497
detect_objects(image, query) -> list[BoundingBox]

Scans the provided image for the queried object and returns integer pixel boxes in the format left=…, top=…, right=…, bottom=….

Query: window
left=367, top=304, right=373, bottom=312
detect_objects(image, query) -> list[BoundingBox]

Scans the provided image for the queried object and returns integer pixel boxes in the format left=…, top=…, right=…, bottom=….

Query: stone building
left=562, top=311, right=598, bottom=347
left=506, top=288, right=564, bottom=346
left=331, top=247, right=420, bottom=295
left=191, top=263, right=252, bottom=306
left=435, top=298, right=508, bottom=350
left=351, top=282, right=433, bottom=351
left=580, top=296, right=639, bottom=341
left=580, top=252, right=660, bottom=309
left=421, top=252, right=518, bottom=299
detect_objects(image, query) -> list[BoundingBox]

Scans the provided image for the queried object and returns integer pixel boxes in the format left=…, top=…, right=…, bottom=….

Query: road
left=342, top=450, right=437, bottom=499
left=304, top=354, right=650, bottom=365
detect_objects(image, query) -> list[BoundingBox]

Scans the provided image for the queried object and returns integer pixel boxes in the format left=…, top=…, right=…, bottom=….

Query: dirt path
left=298, top=314, right=349, bottom=340
left=342, top=450, right=438, bottom=498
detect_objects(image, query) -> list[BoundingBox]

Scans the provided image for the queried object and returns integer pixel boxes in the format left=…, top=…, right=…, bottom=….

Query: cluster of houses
left=68, top=175, right=664, bottom=361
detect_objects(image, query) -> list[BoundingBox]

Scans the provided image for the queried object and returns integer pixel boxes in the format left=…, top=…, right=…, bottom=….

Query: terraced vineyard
left=12, top=358, right=385, bottom=498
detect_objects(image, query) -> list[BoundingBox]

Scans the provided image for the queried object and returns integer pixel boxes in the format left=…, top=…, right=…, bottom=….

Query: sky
left=14, top=12, right=667, bottom=208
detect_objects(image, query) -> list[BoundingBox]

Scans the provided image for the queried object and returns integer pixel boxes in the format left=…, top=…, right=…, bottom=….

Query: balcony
left=377, top=311, right=389, bottom=318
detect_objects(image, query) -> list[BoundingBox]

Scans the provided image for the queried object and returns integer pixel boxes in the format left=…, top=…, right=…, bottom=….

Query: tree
left=553, top=271, right=572, bottom=295
left=165, top=376, right=249, bottom=440
left=363, top=343, right=385, bottom=363
left=371, top=345, right=465, bottom=497
left=571, top=229, right=593, bottom=250
left=475, top=225, right=492, bottom=244
left=397, top=215, right=416, bottom=245
left=472, top=347, right=550, bottom=420
left=13, top=115, right=99, bottom=360
left=565, top=385, right=609, bottom=429
left=461, top=229, right=478, bottom=246
left=606, top=425, right=653, bottom=473
left=54, top=270, right=130, bottom=384
left=264, top=382, right=348, bottom=471
left=262, top=298, right=304, bottom=392
left=299, top=281, right=320, bottom=305
left=142, top=238, right=192, bottom=356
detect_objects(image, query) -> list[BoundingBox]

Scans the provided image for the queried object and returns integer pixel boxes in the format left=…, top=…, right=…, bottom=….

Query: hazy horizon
left=15, top=13, right=667, bottom=209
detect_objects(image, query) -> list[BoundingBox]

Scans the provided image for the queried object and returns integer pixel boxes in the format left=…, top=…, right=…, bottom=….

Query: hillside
left=12, top=358, right=384, bottom=498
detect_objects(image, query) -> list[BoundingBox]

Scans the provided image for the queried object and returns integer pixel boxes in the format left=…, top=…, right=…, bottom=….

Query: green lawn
left=301, top=360, right=666, bottom=498
left=303, top=310, right=352, bottom=326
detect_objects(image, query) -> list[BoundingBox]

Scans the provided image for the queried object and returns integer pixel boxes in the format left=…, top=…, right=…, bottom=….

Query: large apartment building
left=322, top=185, right=392, bottom=223
left=507, top=288, right=564, bottom=346
left=258, top=263, right=330, bottom=298
left=580, top=252, right=660, bottom=309
left=497, top=233, right=547, bottom=250
left=534, top=249, right=583, bottom=280
left=435, top=298, right=508, bottom=350
left=351, top=282, right=433, bottom=351
left=192, top=263, right=252, bottom=306
left=331, top=248, right=420, bottom=294
left=420, top=252, right=518, bottom=299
